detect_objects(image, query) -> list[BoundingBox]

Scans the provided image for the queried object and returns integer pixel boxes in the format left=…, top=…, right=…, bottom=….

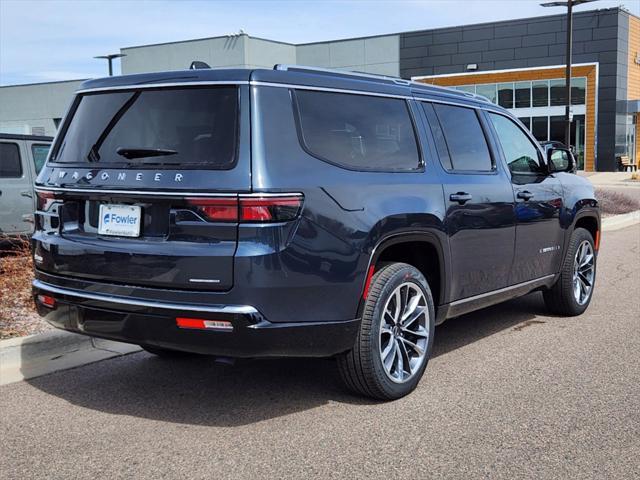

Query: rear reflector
left=176, top=317, right=233, bottom=331
left=36, top=191, right=59, bottom=211
left=37, top=294, right=56, bottom=308
left=184, top=194, right=303, bottom=223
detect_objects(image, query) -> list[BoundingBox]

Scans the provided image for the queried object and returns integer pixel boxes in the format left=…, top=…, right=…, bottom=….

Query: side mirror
left=547, top=147, right=575, bottom=174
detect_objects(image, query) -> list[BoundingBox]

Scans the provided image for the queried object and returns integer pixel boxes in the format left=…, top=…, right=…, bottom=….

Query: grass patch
left=595, top=188, right=640, bottom=216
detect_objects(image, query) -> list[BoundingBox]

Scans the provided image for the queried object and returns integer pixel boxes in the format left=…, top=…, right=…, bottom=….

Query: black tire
left=543, top=227, right=597, bottom=316
left=337, top=262, right=435, bottom=400
left=141, top=345, right=194, bottom=358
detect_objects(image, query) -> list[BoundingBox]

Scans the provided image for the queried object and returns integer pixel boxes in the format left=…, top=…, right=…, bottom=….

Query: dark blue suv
left=32, top=65, right=600, bottom=399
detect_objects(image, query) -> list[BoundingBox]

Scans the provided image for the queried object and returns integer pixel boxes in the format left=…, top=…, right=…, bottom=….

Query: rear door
left=0, top=141, right=35, bottom=235
left=33, top=84, right=250, bottom=291
left=486, top=112, right=565, bottom=284
left=421, top=102, right=516, bottom=301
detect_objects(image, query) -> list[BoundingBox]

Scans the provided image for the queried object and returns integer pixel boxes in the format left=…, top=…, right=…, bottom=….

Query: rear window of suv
left=50, top=87, right=238, bottom=169
left=294, top=90, right=420, bottom=171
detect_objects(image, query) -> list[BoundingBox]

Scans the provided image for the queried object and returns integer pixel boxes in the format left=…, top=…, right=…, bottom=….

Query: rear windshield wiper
left=116, top=147, right=178, bottom=160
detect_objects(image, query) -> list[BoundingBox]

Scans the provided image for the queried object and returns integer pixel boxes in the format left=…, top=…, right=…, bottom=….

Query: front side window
left=431, top=104, right=493, bottom=172
left=0, top=142, right=22, bottom=178
left=489, top=113, right=543, bottom=175
left=31, top=144, right=50, bottom=174
left=294, top=90, right=420, bottom=171
left=51, top=87, right=238, bottom=169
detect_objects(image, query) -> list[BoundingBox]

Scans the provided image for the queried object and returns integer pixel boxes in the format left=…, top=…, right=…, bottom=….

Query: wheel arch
left=359, top=232, right=449, bottom=313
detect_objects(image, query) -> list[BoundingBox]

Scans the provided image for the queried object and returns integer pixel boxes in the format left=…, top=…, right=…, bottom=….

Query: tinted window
left=489, top=113, right=543, bottom=175
left=550, top=79, right=567, bottom=106
left=498, top=82, right=514, bottom=109
left=571, top=77, right=586, bottom=105
left=294, top=90, right=420, bottom=171
left=52, top=87, right=238, bottom=169
left=532, top=116, right=548, bottom=142
left=532, top=80, right=549, bottom=107
left=432, top=104, right=493, bottom=171
left=0, top=143, right=22, bottom=178
left=31, top=144, right=50, bottom=174
left=515, top=81, right=531, bottom=108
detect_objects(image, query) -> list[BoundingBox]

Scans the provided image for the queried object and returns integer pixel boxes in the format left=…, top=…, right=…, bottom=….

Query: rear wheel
left=543, top=227, right=596, bottom=316
left=338, top=262, right=435, bottom=400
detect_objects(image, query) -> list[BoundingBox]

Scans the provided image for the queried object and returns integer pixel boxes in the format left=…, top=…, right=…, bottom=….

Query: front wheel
left=543, top=227, right=597, bottom=316
left=338, top=262, right=435, bottom=400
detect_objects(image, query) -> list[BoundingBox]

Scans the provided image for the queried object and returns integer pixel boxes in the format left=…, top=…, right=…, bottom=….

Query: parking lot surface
left=1, top=225, right=638, bottom=479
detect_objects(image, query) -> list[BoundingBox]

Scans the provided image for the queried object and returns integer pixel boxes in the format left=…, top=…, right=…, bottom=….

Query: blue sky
left=1, top=0, right=638, bottom=85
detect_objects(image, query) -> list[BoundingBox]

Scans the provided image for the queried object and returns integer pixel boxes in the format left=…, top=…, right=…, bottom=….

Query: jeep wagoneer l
left=32, top=66, right=600, bottom=399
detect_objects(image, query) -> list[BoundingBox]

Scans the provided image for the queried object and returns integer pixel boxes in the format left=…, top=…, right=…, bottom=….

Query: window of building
left=549, top=115, right=566, bottom=142
left=571, top=77, right=586, bottom=105
left=489, top=113, right=543, bottom=175
left=550, top=79, right=567, bottom=106
left=0, top=143, right=23, bottom=178
left=476, top=84, right=497, bottom=104
left=432, top=104, right=493, bottom=171
left=532, top=116, right=548, bottom=142
left=515, top=81, right=531, bottom=108
left=31, top=144, right=51, bottom=174
left=456, top=85, right=476, bottom=94
left=294, top=90, right=420, bottom=171
left=497, top=83, right=514, bottom=109
left=532, top=80, right=549, bottom=107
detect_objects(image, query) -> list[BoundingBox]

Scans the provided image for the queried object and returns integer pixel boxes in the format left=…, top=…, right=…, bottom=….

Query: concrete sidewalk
left=579, top=171, right=640, bottom=188
left=0, top=330, right=140, bottom=386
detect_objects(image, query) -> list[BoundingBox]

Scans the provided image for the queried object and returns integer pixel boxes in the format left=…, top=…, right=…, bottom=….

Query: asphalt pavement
left=1, top=225, right=638, bottom=479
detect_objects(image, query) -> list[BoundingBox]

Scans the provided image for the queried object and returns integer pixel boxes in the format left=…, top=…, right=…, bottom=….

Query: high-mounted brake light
left=184, top=194, right=303, bottom=223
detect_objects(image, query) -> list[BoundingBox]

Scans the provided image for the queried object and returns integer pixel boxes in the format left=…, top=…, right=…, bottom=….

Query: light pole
left=94, top=53, right=126, bottom=76
left=540, top=0, right=598, bottom=148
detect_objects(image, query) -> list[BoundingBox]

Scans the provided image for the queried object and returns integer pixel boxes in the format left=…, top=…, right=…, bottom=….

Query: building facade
left=0, top=7, right=637, bottom=171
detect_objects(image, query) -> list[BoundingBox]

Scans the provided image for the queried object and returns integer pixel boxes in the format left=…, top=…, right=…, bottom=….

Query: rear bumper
left=32, top=279, right=359, bottom=358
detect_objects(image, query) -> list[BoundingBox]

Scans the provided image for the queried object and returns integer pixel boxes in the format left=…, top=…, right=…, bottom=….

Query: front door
left=486, top=112, right=564, bottom=285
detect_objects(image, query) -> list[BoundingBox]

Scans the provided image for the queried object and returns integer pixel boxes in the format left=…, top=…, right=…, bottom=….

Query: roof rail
left=272, top=64, right=491, bottom=103
left=273, top=64, right=411, bottom=86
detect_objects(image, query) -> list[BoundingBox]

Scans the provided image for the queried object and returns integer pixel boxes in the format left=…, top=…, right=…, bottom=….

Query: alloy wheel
left=379, top=282, right=429, bottom=383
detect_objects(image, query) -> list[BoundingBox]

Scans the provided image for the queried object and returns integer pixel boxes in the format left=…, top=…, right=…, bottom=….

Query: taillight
left=239, top=196, right=303, bottom=222
left=36, top=190, right=59, bottom=211
left=186, top=198, right=238, bottom=222
left=184, top=194, right=303, bottom=223
left=176, top=317, right=233, bottom=331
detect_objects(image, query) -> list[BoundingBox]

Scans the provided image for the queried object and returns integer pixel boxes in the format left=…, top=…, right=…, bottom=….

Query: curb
left=0, top=329, right=141, bottom=386
left=601, top=210, right=640, bottom=232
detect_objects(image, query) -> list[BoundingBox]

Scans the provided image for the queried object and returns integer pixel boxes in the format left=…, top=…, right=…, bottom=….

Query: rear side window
left=51, top=87, right=238, bottom=169
left=431, top=104, right=493, bottom=172
left=0, top=143, right=22, bottom=178
left=31, top=144, right=50, bottom=174
left=488, top=113, right=543, bottom=175
left=294, top=90, right=420, bottom=171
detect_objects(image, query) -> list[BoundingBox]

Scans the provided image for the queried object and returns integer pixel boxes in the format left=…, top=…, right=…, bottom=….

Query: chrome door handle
left=517, top=191, right=534, bottom=201
left=449, top=192, right=472, bottom=204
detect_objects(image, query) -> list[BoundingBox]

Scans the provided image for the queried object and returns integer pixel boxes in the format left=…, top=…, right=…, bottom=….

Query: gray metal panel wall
left=400, top=8, right=630, bottom=171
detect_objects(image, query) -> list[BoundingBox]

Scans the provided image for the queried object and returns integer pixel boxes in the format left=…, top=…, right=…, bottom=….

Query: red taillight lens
left=183, top=195, right=303, bottom=223
left=186, top=198, right=238, bottom=222
left=239, top=196, right=303, bottom=222
left=37, top=294, right=56, bottom=308
left=36, top=191, right=59, bottom=211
